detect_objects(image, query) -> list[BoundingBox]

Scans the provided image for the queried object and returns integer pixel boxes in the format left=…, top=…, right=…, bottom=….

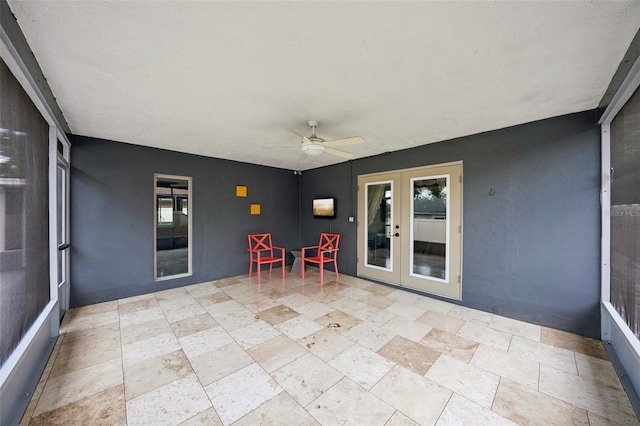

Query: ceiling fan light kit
left=287, top=120, right=364, bottom=160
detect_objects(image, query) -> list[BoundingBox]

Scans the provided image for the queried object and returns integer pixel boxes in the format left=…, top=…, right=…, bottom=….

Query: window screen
left=0, top=59, right=50, bottom=365
left=610, top=85, right=640, bottom=339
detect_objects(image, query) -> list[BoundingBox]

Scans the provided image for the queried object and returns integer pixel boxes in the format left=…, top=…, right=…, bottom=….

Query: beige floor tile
left=377, top=335, right=440, bottom=375
left=297, top=328, right=354, bottom=361
left=71, top=300, right=119, bottom=318
left=313, top=310, right=363, bottom=332
left=272, top=352, right=344, bottom=406
left=414, top=297, right=455, bottom=314
left=233, top=391, right=319, bottom=426
left=352, top=304, right=396, bottom=327
left=295, top=300, right=336, bottom=319
left=540, top=327, right=609, bottom=360
left=247, top=334, right=307, bottom=373
left=342, top=321, right=396, bottom=352
left=329, top=296, right=368, bottom=316
left=436, top=394, right=517, bottom=426
left=447, top=305, right=493, bottom=326
left=328, top=343, right=395, bottom=390
left=470, top=344, right=539, bottom=389
left=420, top=328, right=479, bottom=362
left=360, top=292, right=397, bottom=309
left=493, top=378, right=589, bottom=426
left=66, top=309, right=119, bottom=333
left=385, top=410, right=420, bottom=425
left=388, top=290, right=425, bottom=305
left=574, top=352, right=623, bottom=390
left=539, top=365, right=637, bottom=424
left=179, top=407, right=223, bottom=425
left=275, top=316, right=323, bottom=340
left=189, top=341, right=254, bottom=386
left=308, top=377, right=395, bottom=425
left=383, top=315, right=432, bottom=342
left=205, top=363, right=282, bottom=425
left=118, top=296, right=159, bottom=315
left=122, top=331, right=181, bottom=368
left=179, top=326, right=234, bottom=358
left=214, top=309, right=258, bottom=332
left=161, top=301, right=208, bottom=323
left=184, top=281, right=220, bottom=298
left=386, top=300, right=428, bottom=320
left=126, top=374, right=211, bottom=426
left=124, top=349, right=193, bottom=400
left=170, top=313, right=219, bottom=339
left=50, top=336, right=121, bottom=379
left=456, top=321, right=512, bottom=352
left=230, top=319, right=282, bottom=349
left=586, top=411, right=635, bottom=426
left=60, top=321, right=120, bottom=347
left=154, top=286, right=190, bottom=301
left=119, top=306, right=166, bottom=328
left=364, top=283, right=396, bottom=296
left=243, top=295, right=282, bottom=313
left=256, top=303, right=300, bottom=326
left=120, top=317, right=173, bottom=345
left=426, top=355, right=500, bottom=408
left=371, top=364, right=452, bottom=425
left=489, top=315, right=541, bottom=341
left=276, top=292, right=314, bottom=308
left=205, top=299, right=247, bottom=317
left=338, top=286, right=372, bottom=301
left=196, top=291, right=233, bottom=307
left=34, top=358, right=123, bottom=417
left=509, top=336, right=577, bottom=374
left=29, top=384, right=126, bottom=426
left=416, top=311, right=465, bottom=333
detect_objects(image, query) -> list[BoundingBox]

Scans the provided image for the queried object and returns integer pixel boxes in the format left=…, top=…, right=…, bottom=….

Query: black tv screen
left=313, top=198, right=335, bottom=218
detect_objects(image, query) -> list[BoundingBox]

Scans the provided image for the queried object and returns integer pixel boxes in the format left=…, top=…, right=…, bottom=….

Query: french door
left=357, top=163, right=462, bottom=300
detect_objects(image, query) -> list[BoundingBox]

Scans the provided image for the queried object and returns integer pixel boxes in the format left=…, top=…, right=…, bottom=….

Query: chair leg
left=249, top=261, right=252, bottom=277
left=319, top=262, right=324, bottom=285
left=281, top=257, right=285, bottom=279
left=257, top=263, right=261, bottom=284
left=334, top=258, right=339, bottom=280
left=301, top=257, right=305, bottom=278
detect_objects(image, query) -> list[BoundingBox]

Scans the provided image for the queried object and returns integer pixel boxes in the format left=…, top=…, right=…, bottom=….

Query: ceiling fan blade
left=325, top=147, right=354, bottom=159
left=299, top=153, right=308, bottom=161
left=287, top=129, right=308, bottom=141
left=323, top=136, right=364, bottom=147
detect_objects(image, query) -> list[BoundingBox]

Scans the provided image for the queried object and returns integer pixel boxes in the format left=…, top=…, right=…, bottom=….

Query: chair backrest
left=318, top=233, right=340, bottom=252
left=248, top=233, right=273, bottom=252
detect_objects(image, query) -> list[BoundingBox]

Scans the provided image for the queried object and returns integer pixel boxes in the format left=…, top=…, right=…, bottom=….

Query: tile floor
left=20, top=269, right=639, bottom=425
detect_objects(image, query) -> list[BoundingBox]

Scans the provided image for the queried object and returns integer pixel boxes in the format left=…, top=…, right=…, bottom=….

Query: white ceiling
left=8, top=1, right=640, bottom=171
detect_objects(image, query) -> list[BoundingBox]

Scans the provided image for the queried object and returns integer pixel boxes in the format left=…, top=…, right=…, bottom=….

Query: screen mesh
left=610, top=85, right=640, bottom=340
left=0, top=59, right=50, bottom=365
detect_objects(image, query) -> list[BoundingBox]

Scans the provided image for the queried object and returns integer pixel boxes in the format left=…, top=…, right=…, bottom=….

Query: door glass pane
left=365, top=181, right=392, bottom=270
left=411, top=176, right=447, bottom=280
left=155, top=175, right=191, bottom=279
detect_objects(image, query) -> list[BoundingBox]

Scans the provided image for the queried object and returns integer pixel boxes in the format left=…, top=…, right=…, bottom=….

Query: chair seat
left=255, top=256, right=281, bottom=263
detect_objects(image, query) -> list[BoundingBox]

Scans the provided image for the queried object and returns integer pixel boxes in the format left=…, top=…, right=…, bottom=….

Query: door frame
left=357, top=161, right=463, bottom=300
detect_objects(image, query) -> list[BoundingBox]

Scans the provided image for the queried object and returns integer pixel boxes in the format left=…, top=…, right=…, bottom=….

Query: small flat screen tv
left=313, top=197, right=336, bottom=218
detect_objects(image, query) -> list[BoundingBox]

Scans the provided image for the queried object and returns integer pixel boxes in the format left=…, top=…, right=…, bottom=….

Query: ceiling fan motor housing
left=301, top=143, right=325, bottom=156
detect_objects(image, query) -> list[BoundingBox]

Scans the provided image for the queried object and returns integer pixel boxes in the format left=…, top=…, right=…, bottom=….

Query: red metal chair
left=248, top=233, right=285, bottom=284
left=301, top=233, right=340, bottom=284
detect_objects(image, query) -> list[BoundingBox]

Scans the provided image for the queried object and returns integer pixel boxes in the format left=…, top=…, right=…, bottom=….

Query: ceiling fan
left=287, top=120, right=364, bottom=160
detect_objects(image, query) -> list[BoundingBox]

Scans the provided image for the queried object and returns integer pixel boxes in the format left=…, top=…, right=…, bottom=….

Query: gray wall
left=70, top=136, right=300, bottom=306
left=301, top=111, right=602, bottom=338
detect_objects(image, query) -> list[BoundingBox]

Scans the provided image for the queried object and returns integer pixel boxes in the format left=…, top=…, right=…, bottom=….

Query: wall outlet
left=348, top=216, right=355, bottom=222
